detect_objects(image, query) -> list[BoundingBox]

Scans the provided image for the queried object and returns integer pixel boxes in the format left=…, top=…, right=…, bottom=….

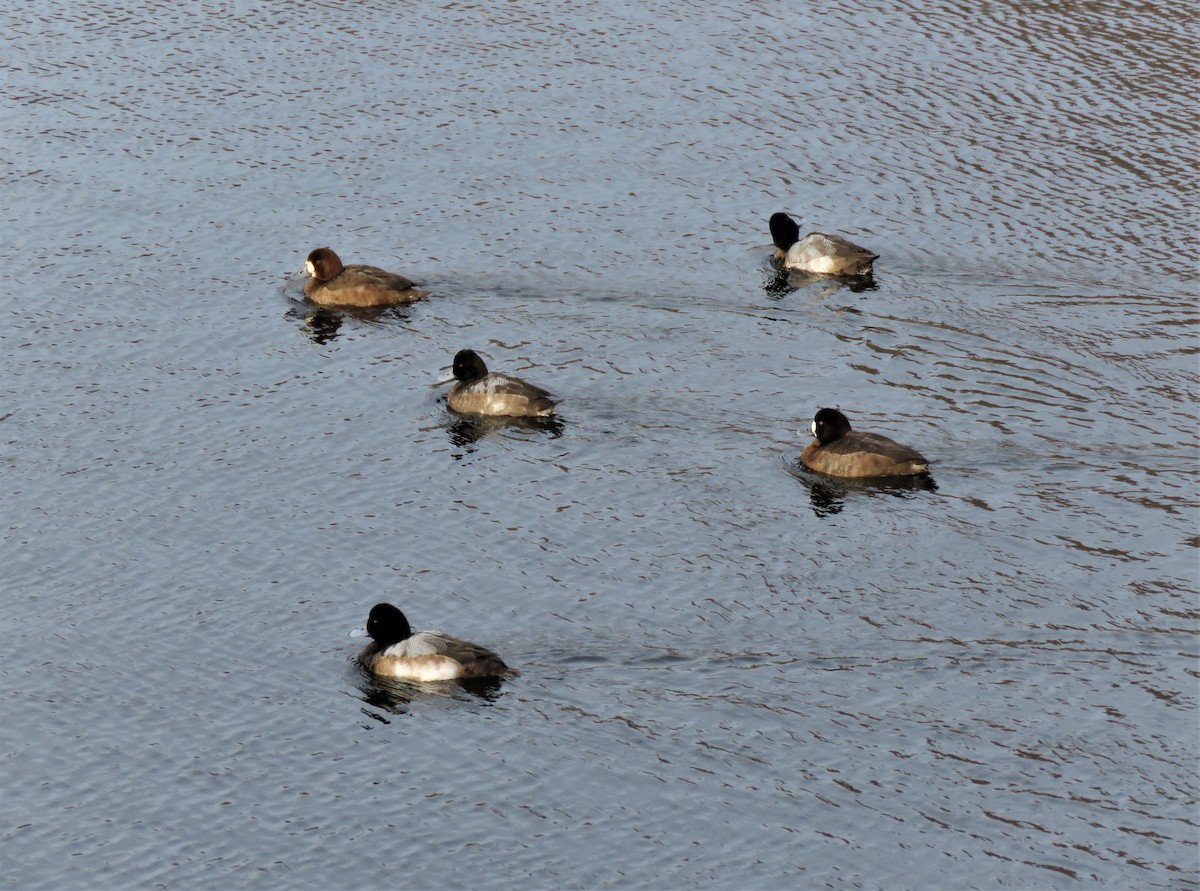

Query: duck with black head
left=446, top=348, right=558, bottom=418
left=769, top=212, right=878, bottom=276
left=801, top=407, right=930, bottom=479
left=352, top=603, right=519, bottom=682
left=302, top=247, right=419, bottom=307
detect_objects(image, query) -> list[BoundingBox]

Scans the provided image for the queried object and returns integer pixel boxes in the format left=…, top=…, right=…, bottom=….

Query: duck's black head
left=812, top=407, right=852, bottom=445
left=365, top=603, right=414, bottom=648
left=769, top=212, right=800, bottom=251
left=452, top=349, right=489, bottom=384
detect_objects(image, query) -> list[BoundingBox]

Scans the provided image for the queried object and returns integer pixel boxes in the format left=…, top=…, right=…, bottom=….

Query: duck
left=769, top=212, right=878, bottom=276
left=352, top=603, right=519, bottom=682
left=302, top=247, right=418, bottom=307
left=801, top=408, right=930, bottom=478
left=447, top=349, right=557, bottom=418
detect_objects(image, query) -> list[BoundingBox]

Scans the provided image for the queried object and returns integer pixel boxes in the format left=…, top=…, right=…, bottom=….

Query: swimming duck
left=352, top=603, right=519, bottom=682
left=769, top=212, right=878, bottom=276
left=447, top=349, right=557, bottom=418
left=303, top=247, right=418, bottom=307
left=801, top=408, right=930, bottom=478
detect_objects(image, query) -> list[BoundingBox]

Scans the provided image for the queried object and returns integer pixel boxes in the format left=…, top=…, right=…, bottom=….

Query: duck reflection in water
left=287, top=302, right=421, bottom=345
left=445, top=412, right=565, bottom=454
left=294, top=306, right=342, bottom=344
left=762, top=265, right=878, bottom=299
left=789, top=460, right=938, bottom=517
left=355, top=672, right=507, bottom=721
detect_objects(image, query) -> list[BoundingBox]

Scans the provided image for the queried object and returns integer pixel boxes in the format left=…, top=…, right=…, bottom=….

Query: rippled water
left=2, top=1, right=1196, bottom=889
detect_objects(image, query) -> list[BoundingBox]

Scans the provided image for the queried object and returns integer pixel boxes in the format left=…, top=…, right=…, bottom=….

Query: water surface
left=2, top=1, right=1196, bottom=889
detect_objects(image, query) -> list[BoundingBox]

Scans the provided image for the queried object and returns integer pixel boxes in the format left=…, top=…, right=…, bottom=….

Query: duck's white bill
left=348, top=626, right=369, bottom=639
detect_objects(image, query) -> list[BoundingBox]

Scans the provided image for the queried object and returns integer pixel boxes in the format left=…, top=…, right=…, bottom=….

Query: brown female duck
left=801, top=408, right=929, bottom=478
left=303, top=247, right=418, bottom=307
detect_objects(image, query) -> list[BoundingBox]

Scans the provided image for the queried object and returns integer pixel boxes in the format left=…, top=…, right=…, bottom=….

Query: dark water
left=2, top=1, right=1196, bottom=888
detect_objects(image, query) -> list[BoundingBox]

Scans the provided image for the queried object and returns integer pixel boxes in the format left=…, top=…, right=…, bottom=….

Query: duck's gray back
left=387, top=630, right=453, bottom=658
